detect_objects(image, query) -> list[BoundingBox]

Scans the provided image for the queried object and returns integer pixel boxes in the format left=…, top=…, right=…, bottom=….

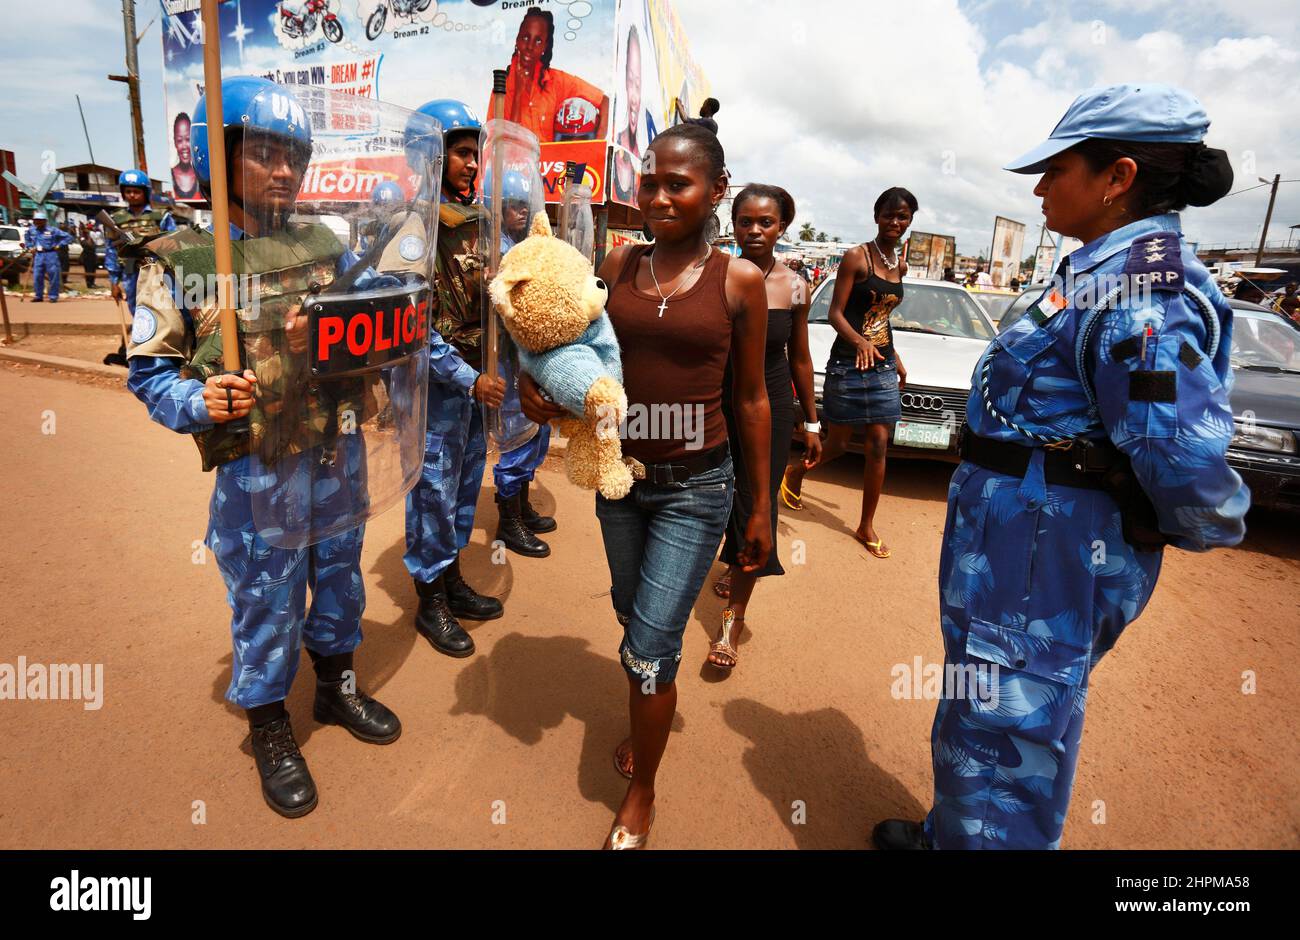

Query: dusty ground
left=0, top=364, right=1296, bottom=850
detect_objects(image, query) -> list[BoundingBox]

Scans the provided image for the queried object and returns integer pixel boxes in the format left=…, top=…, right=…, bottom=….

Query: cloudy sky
left=3, top=0, right=1297, bottom=257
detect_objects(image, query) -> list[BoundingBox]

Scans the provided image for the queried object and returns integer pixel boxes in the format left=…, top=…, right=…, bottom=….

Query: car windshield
left=972, top=292, right=1021, bottom=323
left=0, top=226, right=19, bottom=241
left=809, top=279, right=994, bottom=340
left=1232, top=310, right=1300, bottom=373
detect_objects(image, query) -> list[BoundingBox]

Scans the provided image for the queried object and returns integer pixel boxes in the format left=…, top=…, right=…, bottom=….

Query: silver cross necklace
left=649, top=245, right=712, bottom=317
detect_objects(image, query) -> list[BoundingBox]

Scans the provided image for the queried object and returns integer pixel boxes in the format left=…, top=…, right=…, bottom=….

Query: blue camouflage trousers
left=32, top=253, right=62, bottom=301
left=206, top=447, right=367, bottom=710
left=924, top=462, right=1162, bottom=849
left=404, top=385, right=485, bottom=583
left=493, top=422, right=551, bottom=498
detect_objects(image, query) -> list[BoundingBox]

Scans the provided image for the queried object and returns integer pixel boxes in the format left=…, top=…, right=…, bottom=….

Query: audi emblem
left=901, top=392, right=945, bottom=411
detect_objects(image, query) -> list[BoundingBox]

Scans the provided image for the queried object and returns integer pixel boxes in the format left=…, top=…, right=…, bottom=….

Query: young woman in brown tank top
left=520, top=124, right=772, bottom=848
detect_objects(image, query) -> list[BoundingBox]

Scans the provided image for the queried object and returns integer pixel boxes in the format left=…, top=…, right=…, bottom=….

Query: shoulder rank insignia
left=1123, top=232, right=1185, bottom=292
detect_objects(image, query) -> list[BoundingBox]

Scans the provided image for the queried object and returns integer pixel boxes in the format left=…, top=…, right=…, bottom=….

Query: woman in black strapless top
left=781, top=187, right=918, bottom=559
left=708, top=184, right=821, bottom=671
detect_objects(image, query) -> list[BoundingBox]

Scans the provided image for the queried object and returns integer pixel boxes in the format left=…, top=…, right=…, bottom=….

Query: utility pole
left=1255, top=173, right=1280, bottom=267
left=108, top=0, right=147, bottom=175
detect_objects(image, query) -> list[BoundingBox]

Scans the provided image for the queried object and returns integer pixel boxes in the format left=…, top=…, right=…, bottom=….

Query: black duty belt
left=958, top=427, right=1115, bottom=490
left=639, top=441, right=730, bottom=485
left=957, top=427, right=1168, bottom=551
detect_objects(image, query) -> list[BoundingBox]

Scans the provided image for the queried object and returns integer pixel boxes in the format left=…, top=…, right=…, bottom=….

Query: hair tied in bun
left=1181, top=145, right=1234, bottom=207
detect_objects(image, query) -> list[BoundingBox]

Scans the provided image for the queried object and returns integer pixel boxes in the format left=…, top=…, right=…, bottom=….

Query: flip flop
left=780, top=471, right=804, bottom=511
left=854, top=532, right=891, bottom=559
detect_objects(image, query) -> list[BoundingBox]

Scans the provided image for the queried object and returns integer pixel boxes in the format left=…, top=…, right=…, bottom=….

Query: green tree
left=799, top=223, right=816, bottom=241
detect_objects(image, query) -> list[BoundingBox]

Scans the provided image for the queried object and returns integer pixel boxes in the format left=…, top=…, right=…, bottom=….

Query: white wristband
left=803, top=421, right=821, bottom=434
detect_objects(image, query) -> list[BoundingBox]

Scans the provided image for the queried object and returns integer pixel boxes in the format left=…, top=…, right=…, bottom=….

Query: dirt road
left=0, top=365, right=1296, bottom=849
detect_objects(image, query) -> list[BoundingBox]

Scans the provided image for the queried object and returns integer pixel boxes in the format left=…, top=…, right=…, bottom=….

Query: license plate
left=894, top=420, right=951, bottom=449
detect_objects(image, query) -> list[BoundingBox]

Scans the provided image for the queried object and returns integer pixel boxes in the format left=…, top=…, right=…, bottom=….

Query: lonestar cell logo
left=49, top=870, right=151, bottom=920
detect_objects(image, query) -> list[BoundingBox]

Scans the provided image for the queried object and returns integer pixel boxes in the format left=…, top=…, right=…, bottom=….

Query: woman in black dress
left=781, top=187, right=916, bottom=559
left=707, top=184, right=820, bottom=671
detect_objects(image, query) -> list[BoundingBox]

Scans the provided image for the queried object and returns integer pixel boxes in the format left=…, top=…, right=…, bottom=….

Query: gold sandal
left=605, top=807, right=656, bottom=850
left=707, top=608, right=742, bottom=671
left=854, top=531, right=891, bottom=559
left=712, top=569, right=732, bottom=599
left=779, top=470, right=804, bottom=511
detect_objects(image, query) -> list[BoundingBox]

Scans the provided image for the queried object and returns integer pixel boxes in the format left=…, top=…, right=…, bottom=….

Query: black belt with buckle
left=957, top=426, right=1112, bottom=490
left=957, top=427, right=1168, bottom=551
left=639, top=441, right=730, bottom=485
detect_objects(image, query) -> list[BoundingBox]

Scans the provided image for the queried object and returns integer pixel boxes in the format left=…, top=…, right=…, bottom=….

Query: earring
left=1102, top=195, right=1113, bottom=207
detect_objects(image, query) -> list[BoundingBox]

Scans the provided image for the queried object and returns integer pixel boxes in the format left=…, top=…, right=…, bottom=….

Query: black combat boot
left=519, top=481, right=556, bottom=533
left=246, top=703, right=317, bottom=819
left=494, top=490, right=551, bottom=557
left=871, top=819, right=930, bottom=850
left=309, top=650, right=401, bottom=744
left=413, top=575, right=475, bottom=657
left=443, top=556, right=504, bottom=621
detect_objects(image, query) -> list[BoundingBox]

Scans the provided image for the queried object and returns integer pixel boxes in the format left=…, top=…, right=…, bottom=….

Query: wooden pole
left=112, top=296, right=131, bottom=351
left=485, top=69, right=507, bottom=385
left=200, top=0, right=240, bottom=373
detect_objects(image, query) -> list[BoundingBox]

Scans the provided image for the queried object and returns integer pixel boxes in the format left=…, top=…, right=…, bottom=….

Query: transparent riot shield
left=229, top=85, right=442, bottom=549
left=559, top=179, right=595, bottom=260
left=480, top=118, right=545, bottom=455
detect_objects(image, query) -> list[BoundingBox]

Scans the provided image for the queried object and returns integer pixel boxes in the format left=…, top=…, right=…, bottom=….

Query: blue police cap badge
left=130, top=306, right=158, bottom=344
left=398, top=234, right=426, bottom=262
left=1123, top=233, right=1184, bottom=291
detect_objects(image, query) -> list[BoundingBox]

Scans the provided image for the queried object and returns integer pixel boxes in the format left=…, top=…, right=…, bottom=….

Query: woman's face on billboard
left=625, top=34, right=642, bottom=128
left=515, top=15, right=547, bottom=71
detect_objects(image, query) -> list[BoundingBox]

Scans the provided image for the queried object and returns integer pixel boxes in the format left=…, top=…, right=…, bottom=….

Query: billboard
left=905, top=231, right=955, bottom=281
left=988, top=216, right=1026, bottom=289
left=158, top=0, right=649, bottom=204
left=1030, top=226, right=1084, bottom=284
left=608, top=0, right=712, bottom=208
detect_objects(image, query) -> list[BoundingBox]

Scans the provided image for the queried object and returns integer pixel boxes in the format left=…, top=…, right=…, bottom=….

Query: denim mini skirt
left=822, top=356, right=902, bottom=425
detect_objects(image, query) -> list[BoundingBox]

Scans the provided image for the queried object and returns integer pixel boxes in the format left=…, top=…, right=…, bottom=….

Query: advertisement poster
left=988, top=215, right=1025, bottom=289
left=1030, top=226, right=1084, bottom=284
left=905, top=231, right=955, bottom=280
left=158, top=0, right=653, bottom=205
left=608, top=0, right=712, bottom=208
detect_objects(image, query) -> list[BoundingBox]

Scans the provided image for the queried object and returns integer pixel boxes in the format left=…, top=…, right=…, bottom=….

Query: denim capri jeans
left=594, top=454, right=734, bottom=686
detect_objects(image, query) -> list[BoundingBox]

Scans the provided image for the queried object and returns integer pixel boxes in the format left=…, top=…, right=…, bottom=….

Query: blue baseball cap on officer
left=192, top=76, right=314, bottom=197
left=1005, top=83, right=1211, bottom=174
left=371, top=181, right=405, bottom=206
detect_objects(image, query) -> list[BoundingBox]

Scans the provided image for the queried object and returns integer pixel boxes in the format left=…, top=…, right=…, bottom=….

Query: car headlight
left=1232, top=422, right=1297, bottom=454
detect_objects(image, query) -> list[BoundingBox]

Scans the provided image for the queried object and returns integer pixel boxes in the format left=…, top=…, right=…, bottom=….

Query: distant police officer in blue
left=24, top=211, right=73, bottom=302
left=403, top=99, right=508, bottom=658
left=104, top=169, right=176, bottom=365
left=874, top=84, right=1249, bottom=850
left=126, top=76, right=403, bottom=819
left=485, top=166, right=556, bottom=558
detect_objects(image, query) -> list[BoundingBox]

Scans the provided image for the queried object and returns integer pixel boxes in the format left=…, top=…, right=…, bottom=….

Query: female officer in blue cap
left=874, top=83, right=1249, bottom=850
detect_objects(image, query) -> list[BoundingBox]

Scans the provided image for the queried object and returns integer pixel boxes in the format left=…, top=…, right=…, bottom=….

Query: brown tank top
left=609, top=243, right=733, bottom=463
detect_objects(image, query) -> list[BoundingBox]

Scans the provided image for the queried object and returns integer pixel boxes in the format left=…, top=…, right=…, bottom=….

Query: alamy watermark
left=891, top=656, right=999, bottom=706
left=0, top=657, right=104, bottom=710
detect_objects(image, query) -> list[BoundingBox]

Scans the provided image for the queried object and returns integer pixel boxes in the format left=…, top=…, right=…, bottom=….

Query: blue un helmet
left=482, top=167, right=532, bottom=209
left=404, top=99, right=478, bottom=203
left=371, top=181, right=406, bottom=207
left=118, top=168, right=151, bottom=199
left=192, top=76, right=314, bottom=198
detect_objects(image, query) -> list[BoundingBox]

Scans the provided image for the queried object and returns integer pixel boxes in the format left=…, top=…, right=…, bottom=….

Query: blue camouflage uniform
left=127, top=223, right=374, bottom=709
left=403, top=328, right=488, bottom=582
left=925, top=211, right=1249, bottom=849
left=25, top=223, right=73, bottom=300
left=104, top=207, right=176, bottom=312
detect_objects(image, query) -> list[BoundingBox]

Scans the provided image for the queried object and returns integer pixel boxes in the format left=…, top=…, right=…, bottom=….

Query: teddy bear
left=489, top=212, right=635, bottom=500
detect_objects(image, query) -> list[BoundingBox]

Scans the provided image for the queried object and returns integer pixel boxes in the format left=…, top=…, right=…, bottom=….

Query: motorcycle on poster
left=230, top=86, right=443, bottom=548
left=278, top=0, right=344, bottom=44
